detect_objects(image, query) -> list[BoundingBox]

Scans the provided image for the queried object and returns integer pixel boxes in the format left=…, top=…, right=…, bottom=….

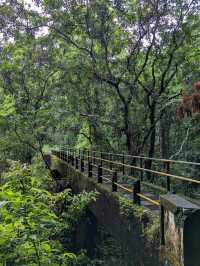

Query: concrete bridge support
left=160, top=194, right=200, bottom=266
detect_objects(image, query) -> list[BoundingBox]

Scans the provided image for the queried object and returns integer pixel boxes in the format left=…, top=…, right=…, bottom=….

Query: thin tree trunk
left=124, top=104, right=136, bottom=155
left=160, top=114, right=170, bottom=159
left=146, top=101, right=156, bottom=181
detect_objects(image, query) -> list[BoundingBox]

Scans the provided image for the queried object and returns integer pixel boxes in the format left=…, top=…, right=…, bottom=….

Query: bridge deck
left=76, top=161, right=160, bottom=214
left=52, top=149, right=200, bottom=214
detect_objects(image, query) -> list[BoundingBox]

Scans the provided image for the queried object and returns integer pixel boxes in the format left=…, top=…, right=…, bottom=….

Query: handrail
left=114, top=182, right=133, bottom=193
left=86, top=154, right=200, bottom=184
left=101, top=166, right=114, bottom=173
left=68, top=147, right=200, bottom=166
left=91, top=163, right=98, bottom=168
left=52, top=148, right=200, bottom=208
left=102, top=176, right=112, bottom=182
left=137, top=193, right=160, bottom=206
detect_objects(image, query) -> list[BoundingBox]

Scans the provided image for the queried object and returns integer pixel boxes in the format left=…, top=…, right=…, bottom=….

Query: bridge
left=52, top=147, right=200, bottom=207
left=50, top=147, right=200, bottom=266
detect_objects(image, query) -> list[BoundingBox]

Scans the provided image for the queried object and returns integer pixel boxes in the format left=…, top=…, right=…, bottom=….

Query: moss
left=119, top=196, right=159, bottom=239
left=119, top=196, right=160, bottom=254
left=119, top=196, right=147, bottom=219
left=160, top=246, right=181, bottom=266
left=51, top=155, right=62, bottom=170
left=143, top=216, right=160, bottom=251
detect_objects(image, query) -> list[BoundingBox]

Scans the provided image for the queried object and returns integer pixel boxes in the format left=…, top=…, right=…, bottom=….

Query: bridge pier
left=160, top=194, right=200, bottom=266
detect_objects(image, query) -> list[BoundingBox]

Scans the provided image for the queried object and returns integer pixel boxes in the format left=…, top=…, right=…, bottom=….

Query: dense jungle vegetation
left=0, top=0, right=200, bottom=264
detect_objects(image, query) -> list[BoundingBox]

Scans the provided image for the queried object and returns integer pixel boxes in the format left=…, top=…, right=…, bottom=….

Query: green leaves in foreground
left=0, top=161, right=97, bottom=266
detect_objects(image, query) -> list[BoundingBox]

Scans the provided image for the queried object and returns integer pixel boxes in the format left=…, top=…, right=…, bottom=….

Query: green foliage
left=0, top=94, right=15, bottom=119
left=0, top=160, right=97, bottom=265
left=0, top=161, right=65, bottom=265
left=119, top=196, right=147, bottom=220
left=75, top=122, right=91, bottom=149
left=1, top=0, right=200, bottom=263
left=1, top=0, right=200, bottom=160
left=119, top=197, right=160, bottom=247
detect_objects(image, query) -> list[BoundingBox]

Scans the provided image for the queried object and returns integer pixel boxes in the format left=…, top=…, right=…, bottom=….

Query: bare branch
left=170, top=127, right=190, bottom=159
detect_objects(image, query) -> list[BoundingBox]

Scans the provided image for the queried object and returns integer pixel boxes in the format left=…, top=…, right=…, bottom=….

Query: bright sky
left=23, top=0, right=49, bottom=36
left=23, top=0, right=43, bottom=13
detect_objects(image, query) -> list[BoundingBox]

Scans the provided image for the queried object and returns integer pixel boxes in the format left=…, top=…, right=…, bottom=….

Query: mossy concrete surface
left=160, top=194, right=200, bottom=266
left=49, top=154, right=162, bottom=266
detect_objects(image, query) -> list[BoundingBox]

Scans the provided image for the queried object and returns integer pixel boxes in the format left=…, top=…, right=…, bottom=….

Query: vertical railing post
left=165, top=161, right=171, bottom=192
left=110, top=153, right=112, bottom=170
left=88, top=161, right=92, bottom=177
left=68, top=149, right=70, bottom=162
left=69, top=149, right=71, bottom=162
left=69, top=149, right=72, bottom=164
left=140, top=158, right=143, bottom=181
left=74, top=149, right=76, bottom=165
left=72, top=150, right=74, bottom=166
left=68, top=149, right=71, bottom=163
left=131, top=157, right=136, bottom=176
left=67, top=148, right=70, bottom=163
left=82, top=149, right=85, bottom=161
left=81, top=158, right=84, bottom=172
left=133, top=180, right=141, bottom=205
left=66, top=149, right=68, bottom=162
left=97, top=165, right=102, bottom=183
left=145, top=159, right=152, bottom=181
left=87, top=150, right=90, bottom=164
left=100, top=152, right=103, bottom=166
left=76, top=155, right=79, bottom=169
left=79, top=149, right=81, bottom=160
left=122, top=152, right=125, bottom=175
left=62, top=148, right=64, bottom=160
left=112, top=171, right=117, bottom=192
left=160, top=205, right=165, bottom=245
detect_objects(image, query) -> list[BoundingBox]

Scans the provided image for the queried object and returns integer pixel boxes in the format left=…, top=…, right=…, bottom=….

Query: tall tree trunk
left=146, top=101, right=156, bottom=181
left=124, top=104, right=135, bottom=154
left=160, top=114, right=170, bottom=159
left=123, top=104, right=138, bottom=175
